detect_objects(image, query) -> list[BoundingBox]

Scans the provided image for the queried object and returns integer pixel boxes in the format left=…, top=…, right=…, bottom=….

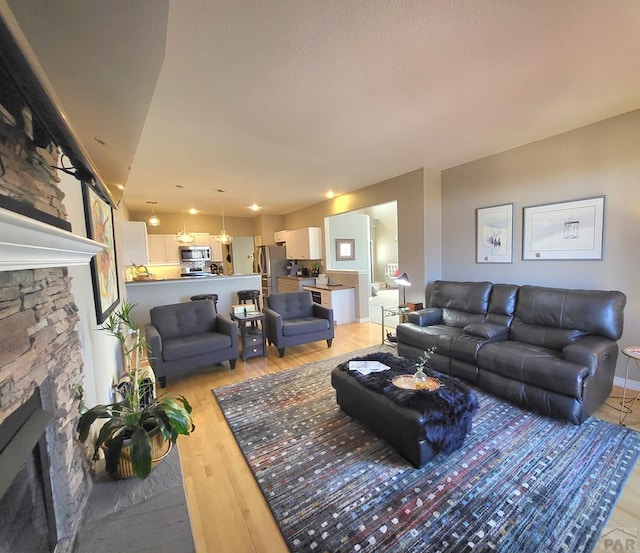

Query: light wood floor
left=166, top=322, right=640, bottom=553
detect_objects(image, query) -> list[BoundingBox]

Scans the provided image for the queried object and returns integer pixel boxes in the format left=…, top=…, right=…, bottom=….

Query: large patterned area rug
left=213, top=347, right=640, bottom=553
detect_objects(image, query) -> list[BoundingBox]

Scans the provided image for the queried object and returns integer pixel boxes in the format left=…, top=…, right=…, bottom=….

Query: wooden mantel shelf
left=0, top=206, right=103, bottom=271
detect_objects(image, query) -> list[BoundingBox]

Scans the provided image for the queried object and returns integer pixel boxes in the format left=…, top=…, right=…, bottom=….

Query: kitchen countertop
left=126, top=273, right=260, bottom=284
left=303, top=284, right=354, bottom=291
left=125, top=273, right=262, bottom=329
left=278, top=275, right=317, bottom=280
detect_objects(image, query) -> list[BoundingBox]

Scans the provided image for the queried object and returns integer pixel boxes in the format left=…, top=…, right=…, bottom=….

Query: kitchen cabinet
left=193, top=233, right=210, bottom=246
left=208, top=236, right=224, bottom=262
left=122, top=221, right=149, bottom=266
left=148, top=234, right=180, bottom=264
left=277, top=276, right=316, bottom=293
left=303, top=285, right=355, bottom=325
left=285, top=227, right=322, bottom=260
left=274, top=230, right=289, bottom=244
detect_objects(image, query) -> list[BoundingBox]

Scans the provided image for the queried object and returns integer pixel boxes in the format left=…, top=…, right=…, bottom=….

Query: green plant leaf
left=104, top=431, right=124, bottom=475
left=130, top=425, right=152, bottom=479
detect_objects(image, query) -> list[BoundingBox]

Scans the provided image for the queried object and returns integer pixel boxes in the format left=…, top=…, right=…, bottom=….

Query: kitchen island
left=125, top=274, right=262, bottom=329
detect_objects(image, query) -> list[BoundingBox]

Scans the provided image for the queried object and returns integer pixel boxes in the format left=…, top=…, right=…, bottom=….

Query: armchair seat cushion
left=162, top=332, right=233, bottom=362
left=478, top=341, right=589, bottom=398
left=282, top=317, right=330, bottom=337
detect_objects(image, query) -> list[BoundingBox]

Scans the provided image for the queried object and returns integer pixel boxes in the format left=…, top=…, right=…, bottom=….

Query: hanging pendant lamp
left=147, top=201, right=160, bottom=227
left=215, top=189, right=233, bottom=244
left=175, top=185, right=195, bottom=245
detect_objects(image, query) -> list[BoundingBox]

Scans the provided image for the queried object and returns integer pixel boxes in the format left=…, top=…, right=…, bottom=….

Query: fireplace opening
left=0, top=388, right=57, bottom=553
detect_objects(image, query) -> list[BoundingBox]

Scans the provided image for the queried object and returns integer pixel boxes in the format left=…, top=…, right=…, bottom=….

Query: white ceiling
left=5, top=1, right=640, bottom=217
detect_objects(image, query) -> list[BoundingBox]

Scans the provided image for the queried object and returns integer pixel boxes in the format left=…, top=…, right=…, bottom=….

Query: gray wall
left=366, top=201, right=398, bottom=283
left=441, top=108, right=640, bottom=381
left=326, top=212, right=370, bottom=272
left=284, top=169, right=427, bottom=306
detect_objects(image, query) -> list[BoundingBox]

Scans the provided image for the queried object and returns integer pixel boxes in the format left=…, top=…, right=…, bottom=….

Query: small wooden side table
left=619, top=347, right=640, bottom=425
left=230, top=311, right=266, bottom=362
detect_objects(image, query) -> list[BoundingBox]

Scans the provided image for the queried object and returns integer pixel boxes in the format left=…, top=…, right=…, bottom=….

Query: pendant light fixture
left=215, top=188, right=233, bottom=244
left=147, top=201, right=160, bottom=227
left=175, top=185, right=195, bottom=245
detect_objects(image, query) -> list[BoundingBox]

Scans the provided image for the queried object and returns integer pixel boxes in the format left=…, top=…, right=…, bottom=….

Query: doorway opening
left=324, top=201, right=398, bottom=325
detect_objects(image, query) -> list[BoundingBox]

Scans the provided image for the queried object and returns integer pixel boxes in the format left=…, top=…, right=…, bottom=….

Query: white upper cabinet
left=285, top=227, right=322, bottom=260
left=122, top=221, right=149, bottom=266
left=274, top=229, right=289, bottom=244
left=193, top=233, right=210, bottom=246
left=147, top=234, right=180, bottom=264
left=209, top=236, right=224, bottom=262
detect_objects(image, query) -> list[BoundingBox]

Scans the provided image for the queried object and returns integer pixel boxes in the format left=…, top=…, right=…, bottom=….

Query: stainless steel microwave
left=179, top=246, right=211, bottom=261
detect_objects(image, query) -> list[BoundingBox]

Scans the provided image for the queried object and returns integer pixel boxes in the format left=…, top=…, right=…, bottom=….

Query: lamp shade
left=395, top=272, right=410, bottom=308
left=395, top=272, right=411, bottom=286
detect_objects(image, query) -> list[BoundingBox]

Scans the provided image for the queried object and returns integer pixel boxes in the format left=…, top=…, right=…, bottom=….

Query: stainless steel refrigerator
left=254, top=245, right=288, bottom=296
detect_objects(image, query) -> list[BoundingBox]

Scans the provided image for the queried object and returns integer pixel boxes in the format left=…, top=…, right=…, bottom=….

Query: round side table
left=619, top=347, right=640, bottom=426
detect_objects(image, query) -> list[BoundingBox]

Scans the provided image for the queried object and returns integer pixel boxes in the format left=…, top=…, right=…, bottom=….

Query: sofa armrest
left=408, top=307, right=443, bottom=326
left=263, top=306, right=284, bottom=341
left=144, top=323, right=162, bottom=364
left=215, top=314, right=239, bottom=349
left=562, top=335, right=619, bottom=376
left=463, top=322, right=509, bottom=340
left=313, top=303, right=335, bottom=326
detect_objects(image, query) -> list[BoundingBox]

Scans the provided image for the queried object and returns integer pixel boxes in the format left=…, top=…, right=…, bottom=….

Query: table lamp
left=395, top=272, right=411, bottom=307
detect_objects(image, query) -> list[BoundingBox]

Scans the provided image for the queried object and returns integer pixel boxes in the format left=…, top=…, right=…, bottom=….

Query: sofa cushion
left=282, top=317, right=329, bottom=337
left=430, top=280, right=493, bottom=313
left=463, top=322, right=509, bottom=340
left=442, top=309, right=485, bottom=328
left=514, top=285, right=626, bottom=341
left=477, top=341, right=590, bottom=398
left=396, top=324, right=463, bottom=357
left=162, top=332, right=232, bottom=362
left=510, top=319, right=585, bottom=351
left=150, top=300, right=217, bottom=340
left=485, top=284, right=519, bottom=326
left=450, top=334, right=491, bottom=364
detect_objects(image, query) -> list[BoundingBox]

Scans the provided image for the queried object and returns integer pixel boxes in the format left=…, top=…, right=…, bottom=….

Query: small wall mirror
left=335, top=238, right=355, bottom=261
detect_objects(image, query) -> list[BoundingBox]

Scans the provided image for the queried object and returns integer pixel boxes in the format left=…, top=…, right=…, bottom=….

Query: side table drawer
left=243, top=332, right=263, bottom=346
left=245, top=344, right=264, bottom=358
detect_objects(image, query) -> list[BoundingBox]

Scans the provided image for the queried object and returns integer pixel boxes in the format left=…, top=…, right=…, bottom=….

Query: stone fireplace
left=0, top=119, right=95, bottom=552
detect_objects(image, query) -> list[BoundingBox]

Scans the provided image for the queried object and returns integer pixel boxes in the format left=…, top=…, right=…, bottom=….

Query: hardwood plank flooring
left=165, top=322, right=640, bottom=552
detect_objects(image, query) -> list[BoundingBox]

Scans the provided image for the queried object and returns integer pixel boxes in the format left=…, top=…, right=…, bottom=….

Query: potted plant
left=77, top=299, right=194, bottom=479
left=310, top=261, right=321, bottom=277
left=413, top=346, right=437, bottom=389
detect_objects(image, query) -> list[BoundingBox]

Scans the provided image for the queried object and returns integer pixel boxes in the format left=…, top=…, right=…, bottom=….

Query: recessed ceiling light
left=249, top=203, right=260, bottom=211
left=188, top=208, right=198, bottom=215
left=116, top=184, right=125, bottom=190
left=326, top=191, right=335, bottom=199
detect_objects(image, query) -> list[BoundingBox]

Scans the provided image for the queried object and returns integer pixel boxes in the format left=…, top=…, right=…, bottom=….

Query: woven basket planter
left=103, top=426, right=172, bottom=479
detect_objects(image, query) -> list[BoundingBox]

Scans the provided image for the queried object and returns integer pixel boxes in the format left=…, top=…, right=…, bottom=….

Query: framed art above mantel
left=522, top=196, right=605, bottom=260
left=82, top=183, right=120, bottom=323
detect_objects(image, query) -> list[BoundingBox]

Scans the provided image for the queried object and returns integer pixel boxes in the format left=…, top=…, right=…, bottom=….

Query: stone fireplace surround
left=0, top=120, right=95, bottom=552
left=0, top=111, right=194, bottom=553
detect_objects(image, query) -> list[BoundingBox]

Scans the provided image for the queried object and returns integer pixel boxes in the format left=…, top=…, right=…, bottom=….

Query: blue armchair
left=145, top=300, right=238, bottom=388
left=263, top=291, right=334, bottom=357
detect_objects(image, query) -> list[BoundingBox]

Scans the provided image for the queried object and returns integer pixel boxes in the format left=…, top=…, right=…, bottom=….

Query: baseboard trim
left=613, top=376, right=640, bottom=392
